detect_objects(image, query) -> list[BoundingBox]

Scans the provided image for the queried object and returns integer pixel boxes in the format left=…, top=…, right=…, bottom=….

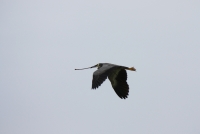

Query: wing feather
left=92, top=64, right=117, bottom=89
left=108, top=69, right=129, bottom=99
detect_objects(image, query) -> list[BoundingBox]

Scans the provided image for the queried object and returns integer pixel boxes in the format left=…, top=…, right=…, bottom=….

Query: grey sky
left=1, top=0, right=200, bottom=134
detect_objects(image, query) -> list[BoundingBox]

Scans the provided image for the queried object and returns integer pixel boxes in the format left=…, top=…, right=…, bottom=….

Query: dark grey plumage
left=91, top=63, right=135, bottom=99
left=75, top=63, right=136, bottom=99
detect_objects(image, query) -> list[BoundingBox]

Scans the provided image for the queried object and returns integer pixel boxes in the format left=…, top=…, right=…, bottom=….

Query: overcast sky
left=1, top=0, right=200, bottom=134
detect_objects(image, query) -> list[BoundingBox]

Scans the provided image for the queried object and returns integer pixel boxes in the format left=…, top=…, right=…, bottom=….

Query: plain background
left=1, top=0, right=200, bottom=134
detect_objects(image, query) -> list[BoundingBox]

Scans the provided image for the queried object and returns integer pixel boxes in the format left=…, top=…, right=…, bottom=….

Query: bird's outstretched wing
left=92, top=65, right=116, bottom=89
left=108, top=69, right=129, bottom=99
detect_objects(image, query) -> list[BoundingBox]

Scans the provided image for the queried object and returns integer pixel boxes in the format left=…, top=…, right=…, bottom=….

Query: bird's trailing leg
left=126, top=67, right=136, bottom=71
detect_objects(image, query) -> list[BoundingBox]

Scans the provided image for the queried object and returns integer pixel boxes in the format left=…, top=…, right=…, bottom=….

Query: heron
left=75, top=63, right=136, bottom=99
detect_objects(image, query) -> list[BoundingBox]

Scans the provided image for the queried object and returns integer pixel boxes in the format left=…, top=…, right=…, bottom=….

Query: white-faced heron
left=75, top=63, right=136, bottom=99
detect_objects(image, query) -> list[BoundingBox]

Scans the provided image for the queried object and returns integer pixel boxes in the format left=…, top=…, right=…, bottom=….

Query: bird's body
left=75, top=63, right=136, bottom=99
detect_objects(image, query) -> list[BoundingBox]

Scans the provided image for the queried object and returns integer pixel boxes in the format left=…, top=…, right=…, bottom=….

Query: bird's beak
left=91, top=64, right=98, bottom=68
left=75, top=64, right=98, bottom=70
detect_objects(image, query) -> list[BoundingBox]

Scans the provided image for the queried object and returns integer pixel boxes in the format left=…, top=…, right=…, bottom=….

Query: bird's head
left=97, top=63, right=103, bottom=69
left=90, top=63, right=103, bottom=69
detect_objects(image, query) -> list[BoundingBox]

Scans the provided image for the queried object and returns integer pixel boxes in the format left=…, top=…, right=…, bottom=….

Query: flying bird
left=75, top=63, right=136, bottom=99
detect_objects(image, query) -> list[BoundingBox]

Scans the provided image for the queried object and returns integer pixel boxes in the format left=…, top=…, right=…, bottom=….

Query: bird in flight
left=75, top=63, right=136, bottom=99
